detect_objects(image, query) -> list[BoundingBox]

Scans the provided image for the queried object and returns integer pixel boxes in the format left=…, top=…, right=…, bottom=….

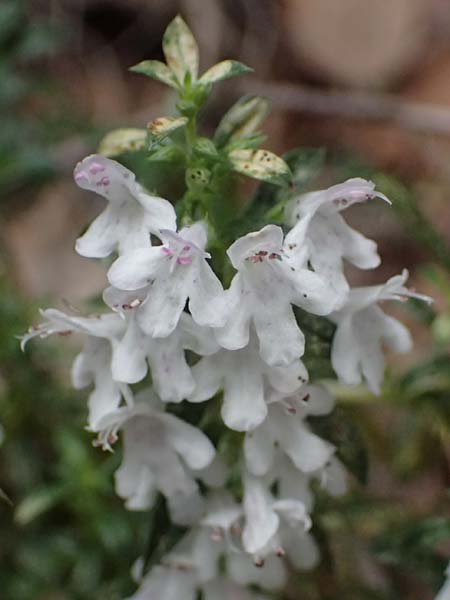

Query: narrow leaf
left=214, top=95, right=270, bottom=148
left=199, top=60, right=252, bottom=85
left=130, top=60, right=178, bottom=88
left=15, top=485, right=66, bottom=525
left=193, top=137, right=219, bottom=159
left=148, top=145, right=184, bottom=163
left=163, top=15, right=199, bottom=84
left=147, top=116, right=188, bottom=146
left=0, top=487, right=12, bottom=506
left=98, top=128, right=147, bottom=157
left=229, top=149, right=291, bottom=186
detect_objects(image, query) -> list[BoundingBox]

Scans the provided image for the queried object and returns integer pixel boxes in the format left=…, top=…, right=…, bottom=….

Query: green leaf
left=15, top=485, right=66, bottom=525
left=0, top=486, right=12, bottom=506
left=199, top=60, right=252, bottom=85
left=163, top=15, right=199, bottom=85
left=192, top=137, right=219, bottom=159
left=148, top=145, right=184, bottom=163
left=129, top=60, right=178, bottom=89
left=228, top=149, right=291, bottom=186
left=98, top=128, right=147, bottom=157
left=147, top=116, right=188, bottom=146
left=214, top=95, right=270, bottom=148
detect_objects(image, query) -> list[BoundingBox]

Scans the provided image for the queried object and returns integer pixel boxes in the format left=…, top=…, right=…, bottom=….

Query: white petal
left=103, top=285, right=149, bottom=315
left=380, top=312, right=412, bottom=353
left=127, top=567, right=196, bottom=600
left=242, top=475, right=279, bottom=555
left=304, top=384, right=335, bottom=416
left=74, top=155, right=138, bottom=203
left=222, top=354, right=267, bottom=431
left=227, top=553, right=287, bottom=591
left=214, top=274, right=251, bottom=351
left=85, top=340, right=122, bottom=429
left=196, top=456, right=228, bottom=487
left=108, top=247, right=163, bottom=291
left=136, top=266, right=192, bottom=337
left=188, top=260, right=227, bottom=328
left=278, top=459, right=314, bottom=512
left=227, top=225, right=284, bottom=269
left=138, top=190, right=177, bottom=233
left=270, top=408, right=334, bottom=473
left=71, top=350, right=93, bottom=389
left=321, top=457, right=348, bottom=497
left=254, top=300, right=305, bottom=366
left=167, top=489, right=205, bottom=525
left=331, top=315, right=362, bottom=386
left=333, top=214, right=380, bottom=269
left=283, top=263, right=341, bottom=315
left=178, top=221, right=208, bottom=250
left=75, top=205, right=123, bottom=258
left=244, top=421, right=275, bottom=476
left=161, top=412, right=215, bottom=470
left=283, top=530, right=320, bottom=570
left=202, top=492, right=242, bottom=531
left=265, top=359, right=308, bottom=395
left=353, top=309, right=386, bottom=394
left=111, top=316, right=148, bottom=384
left=272, top=499, right=310, bottom=530
left=116, top=464, right=157, bottom=511
left=189, top=355, right=223, bottom=403
left=147, top=331, right=195, bottom=403
left=179, top=313, right=220, bottom=355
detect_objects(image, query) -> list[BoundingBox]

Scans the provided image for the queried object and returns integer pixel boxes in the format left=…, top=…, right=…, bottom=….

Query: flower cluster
left=22, top=151, right=431, bottom=598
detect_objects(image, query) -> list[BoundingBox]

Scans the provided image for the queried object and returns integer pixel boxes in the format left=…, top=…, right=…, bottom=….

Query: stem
left=185, top=115, right=197, bottom=154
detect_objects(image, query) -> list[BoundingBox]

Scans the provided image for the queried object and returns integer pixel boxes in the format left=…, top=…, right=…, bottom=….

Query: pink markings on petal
left=75, top=170, right=89, bottom=183
left=95, top=176, right=110, bottom=187
left=249, top=250, right=268, bottom=263
left=183, top=245, right=191, bottom=251
left=177, top=256, right=193, bottom=265
left=161, top=246, right=174, bottom=257
left=89, top=162, right=106, bottom=175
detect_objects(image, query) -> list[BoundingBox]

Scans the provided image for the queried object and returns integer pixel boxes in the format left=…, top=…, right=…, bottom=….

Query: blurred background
left=1, top=1, right=450, bottom=598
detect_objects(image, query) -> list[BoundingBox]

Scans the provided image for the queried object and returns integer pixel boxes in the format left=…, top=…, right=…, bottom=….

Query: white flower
left=203, top=476, right=313, bottom=567
left=435, top=562, right=450, bottom=600
left=285, top=178, right=390, bottom=298
left=20, top=308, right=131, bottom=429
left=215, top=224, right=341, bottom=367
left=244, top=384, right=336, bottom=476
left=241, top=473, right=311, bottom=562
left=127, top=566, right=196, bottom=600
left=102, top=298, right=219, bottom=402
left=189, top=333, right=308, bottom=431
left=74, top=154, right=176, bottom=257
left=330, top=269, right=432, bottom=394
left=128, top=509, right=278, bottom=600
left=107, top=222, right=227, bottom=337
left=95, top=394, right=215, bottom=517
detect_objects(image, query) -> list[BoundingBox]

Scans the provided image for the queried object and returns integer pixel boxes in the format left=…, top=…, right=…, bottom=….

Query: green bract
left=98, top=128, right=147, bottom=157
left=228, top=149, right=291, bottom=186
